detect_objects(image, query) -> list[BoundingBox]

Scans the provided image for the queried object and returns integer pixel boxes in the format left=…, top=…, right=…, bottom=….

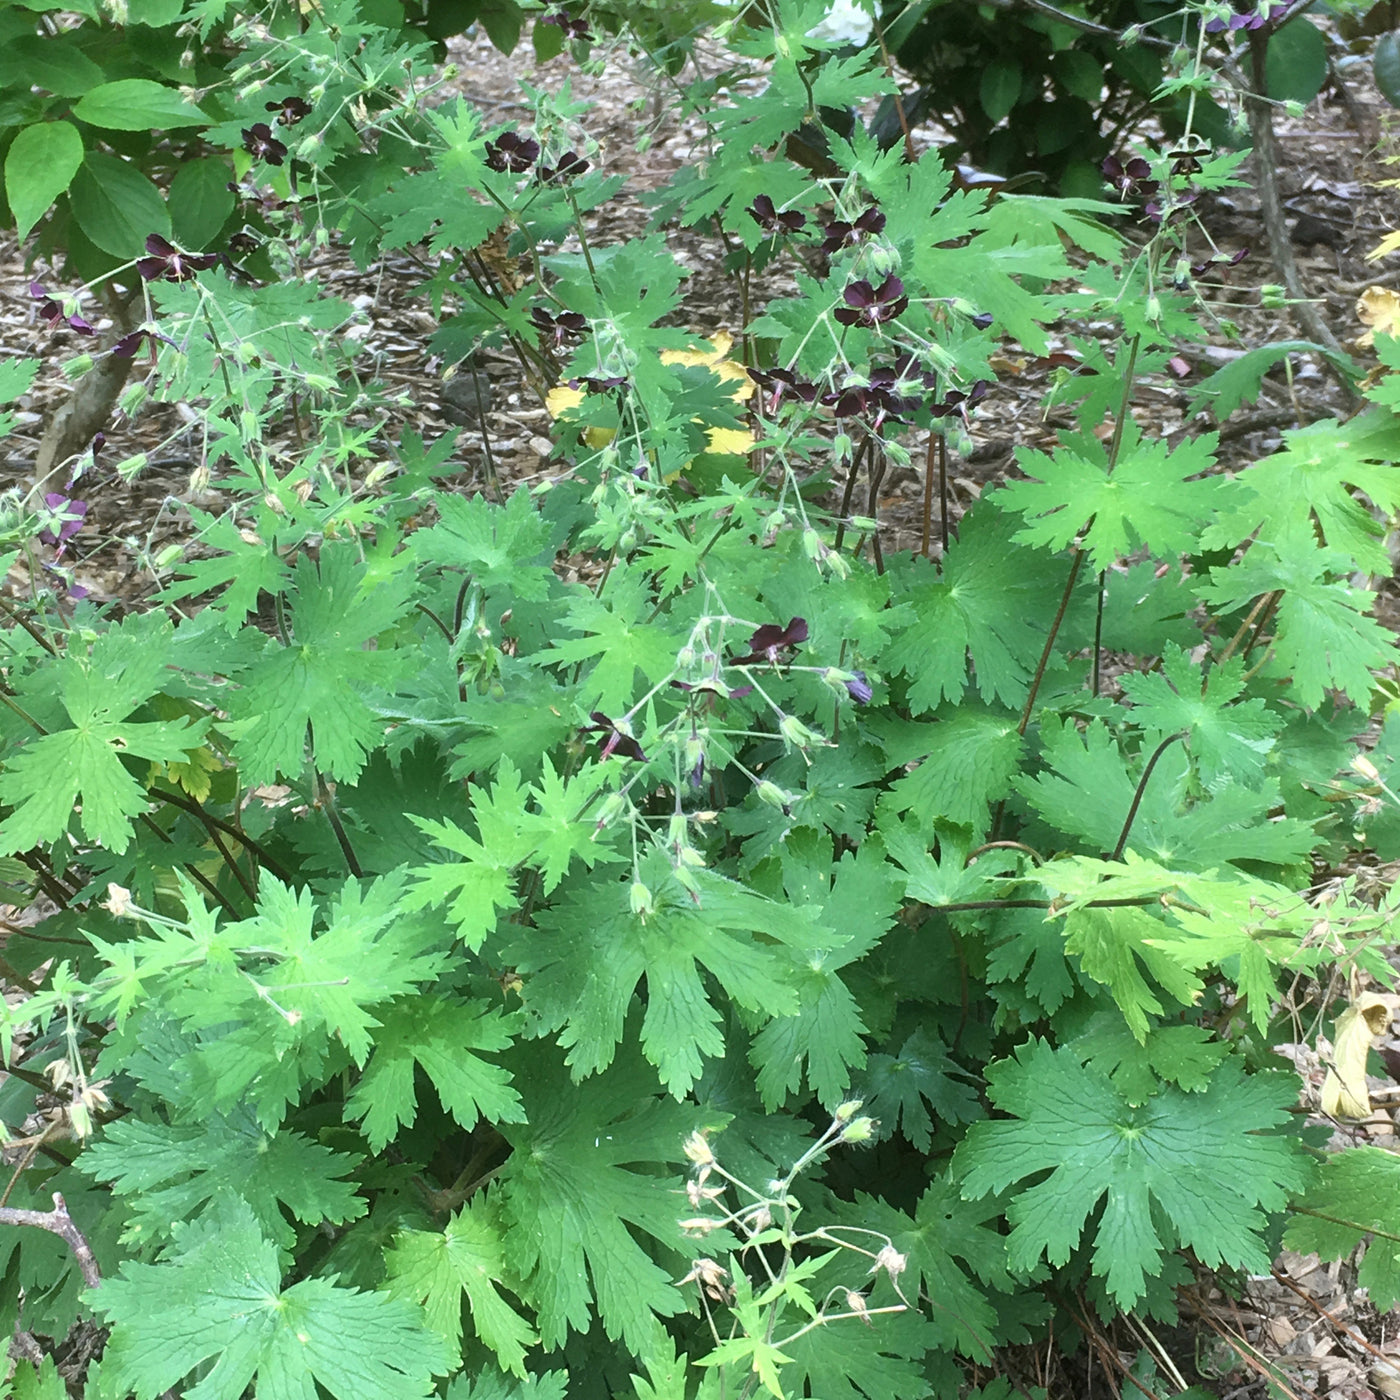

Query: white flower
left=807, top=0, right=874, bottom=46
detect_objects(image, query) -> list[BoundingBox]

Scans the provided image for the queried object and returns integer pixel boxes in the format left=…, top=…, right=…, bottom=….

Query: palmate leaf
left=871, top=706, right=1023, bottom=830
left=1198, top=409, right=1400, bottom=573
left=385, top=1193, right=537, bottom=1374
left=81, top=1108, right=365, bottom=1253
left=833, top=1178, right=1013, bottom=1362
left=1118, top=644, right=1284, bottom=788
left=0, top=617, right=207, bottom=855
left=1196, top=530, right=1396, bottom=708
left=747, top=834, right=903, bottom=1108
left=857, top=1027, right=984, bottom=1150
left=1016, top=716, right=1315, bottom=872
left=495, top=1044, right=696, bottom=1352
left=550, top=568, right=687, bottom=712
left=232, top=545, right=418, bottom=785
left=90, top=1195, right=450, bottom=1400
left=345, top=995, right=524, bottom=1151
left=999, top=423, right=1222, bottom=571
left=955, top=1043, right=1310, bottom=1309
left=1285, top=1148, right=1400, bottom=1308
left=881, top=507, right=1066, bottom=713
left=410, top=489, right=554, bottom=601
left=505, top=868, right=826, bottom=1097
left=235, top=873, right=450, bottom=1065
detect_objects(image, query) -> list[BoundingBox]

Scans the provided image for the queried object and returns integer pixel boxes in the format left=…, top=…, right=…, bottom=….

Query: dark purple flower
left=748, top=365, right=819, bottom=414
left=241, top=122, right=288, bottom=165
left=1190, top=246, right=1249, bottom=277
left=38, top=493, right=87, bottom=555
left=843, top=671, right=872, bottom=704
left=733, top=617, right=808, bottom=667
left=136, top=234, right=220, bottom=284
left=91, top=431, right=105, bottom=461
left=30, top=282, right=95, bottom=336
left=970, top=312, right=994, bottom=330
left=485, top=131, right=541, bottom=173
left=833, top=275, right=908, bottom=330
left=585, top=711, right=646, bottom=761
left=1102, top=154, right=1159, bottom=201
left=569, top=374, right=627, bottom=394
left=540, top=8, right=594, bottom=40
left=110, top=326, right=176, bottom=360
left=531, top=306, right=589, bottom=347
left=539, top=150, right=590, bottom=184
left=749, top=194, right=807, bottom=236
left=1144, top=192, right=1197, bottom=226
left=821, top=367, right=915, bottom=429
left=228, top=230, right=260, bottom=256
left=820, top=206, right=886, bottom=254
left=1203, top=1, right=1290, bottom=32
left=265, top=95, right=313, bottom=126
left=930, top=380, right=990, bottom=421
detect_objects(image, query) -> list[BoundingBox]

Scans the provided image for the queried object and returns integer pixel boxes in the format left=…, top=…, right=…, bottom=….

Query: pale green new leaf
left=90, top=1195, right=451, bottom=1400
left=1196, top=532, right=1396, bottom=708
left=1000, top=425, right=1222, bottom=571
left=232, top=545, right=417, bottom=784
left=1198, top=410, right=1400, bottom=573
left=385, top=1193, right=537, bottom=1373
left=1119, top=645, right=1283, bottom=788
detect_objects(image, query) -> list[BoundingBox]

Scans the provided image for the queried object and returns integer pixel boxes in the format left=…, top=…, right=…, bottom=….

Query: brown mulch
left=6, top=20, right=1400, bottom=1400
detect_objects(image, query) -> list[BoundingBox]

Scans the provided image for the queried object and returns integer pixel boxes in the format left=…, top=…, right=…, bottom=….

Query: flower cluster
left=821, top=206, right=885, bottom=254
left=538, top=150, right=590, bottom=184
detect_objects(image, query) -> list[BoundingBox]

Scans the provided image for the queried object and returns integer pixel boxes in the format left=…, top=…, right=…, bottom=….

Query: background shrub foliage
left=3, top=0, right=1400, bottom=1397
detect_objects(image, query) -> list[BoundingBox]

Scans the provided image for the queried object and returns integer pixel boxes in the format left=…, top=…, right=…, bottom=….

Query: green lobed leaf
left=90, top=1194, right=451, bottom=1400
left=955, top=1042, right=1310, bottom=1308
left=385, top=1193, right=538, bottom=1373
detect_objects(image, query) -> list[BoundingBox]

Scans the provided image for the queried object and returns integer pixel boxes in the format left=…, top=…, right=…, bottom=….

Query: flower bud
left=630, top=880, right=654, bottom=919
left=778, top=714, right=818, bottom=749
left=839, top=1115, right=876, bottom=1143
left=755, top=780, right=791, bottom=812
left=1353, top=754, right=1380, bottom=781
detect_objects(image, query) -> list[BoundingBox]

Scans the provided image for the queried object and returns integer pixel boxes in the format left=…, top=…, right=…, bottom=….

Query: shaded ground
left=5, top=19, right=1400, bottom=1400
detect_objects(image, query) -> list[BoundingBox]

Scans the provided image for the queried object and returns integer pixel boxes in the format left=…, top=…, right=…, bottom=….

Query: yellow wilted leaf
left=1356, top=286, right=1400, bottom=347
left=546, top=333, right=754, bottom=456
left=1368, top=230, right=1400, bottom=262
left=544, top=383, right=616, bottom=449
left=1321, top=992, right=1393, bottom=1119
